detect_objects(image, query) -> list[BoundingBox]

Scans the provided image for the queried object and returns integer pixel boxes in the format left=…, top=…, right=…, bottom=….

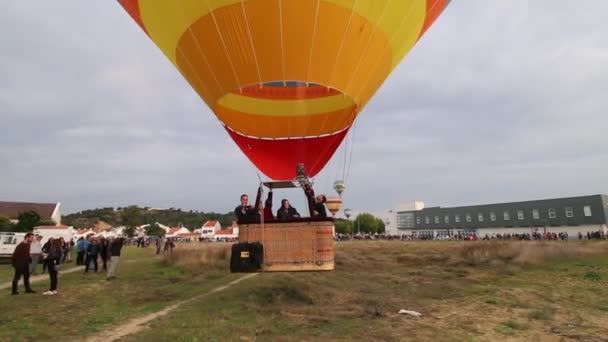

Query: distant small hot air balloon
left=325, top=197, right=343, bottom=217
left=333, top=180, right=345, bottom=196
left=344, top=208, right=352, bottom=219
left=118, top=0, right=451, bottom=179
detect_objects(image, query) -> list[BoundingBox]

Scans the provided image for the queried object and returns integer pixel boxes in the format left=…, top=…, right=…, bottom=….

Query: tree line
left=2, top=207, right=386, bottom=236
left=62, top=206, right=236, bottom=231
left=0, top=211, right=56, bottom=232
left=334, top=213, right=386, bottom=235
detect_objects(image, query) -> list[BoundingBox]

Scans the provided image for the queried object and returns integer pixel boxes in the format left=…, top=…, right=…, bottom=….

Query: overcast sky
left=1, top=1, right=607, bottom=216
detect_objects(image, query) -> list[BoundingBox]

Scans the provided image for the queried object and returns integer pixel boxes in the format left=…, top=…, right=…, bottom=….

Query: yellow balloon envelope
left=119, top=0, right=450, bottom=179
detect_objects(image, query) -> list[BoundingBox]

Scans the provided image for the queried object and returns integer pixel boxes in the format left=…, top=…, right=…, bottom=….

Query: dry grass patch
left=460, top=240, right=608, bottom=266
left=162, top=242, right=231, bottom=270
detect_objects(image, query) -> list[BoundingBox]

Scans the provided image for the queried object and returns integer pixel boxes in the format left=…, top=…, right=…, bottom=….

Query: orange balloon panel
left=118, top=0, right=450, bottom=179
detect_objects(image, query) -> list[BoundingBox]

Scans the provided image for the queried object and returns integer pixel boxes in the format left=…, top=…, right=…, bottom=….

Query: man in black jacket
left=234, top=190, right=262, bottom=222
left=276, top=199, right=301, bottom=220
left=11, top=233, right=36, bottom=295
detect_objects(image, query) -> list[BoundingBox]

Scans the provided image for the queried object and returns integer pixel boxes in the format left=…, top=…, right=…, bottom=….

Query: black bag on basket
left=230, top=242, right=264, bottom=272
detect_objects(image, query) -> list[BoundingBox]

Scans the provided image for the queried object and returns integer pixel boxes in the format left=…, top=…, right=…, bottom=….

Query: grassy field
left=2, top=241, right=608, bottom=341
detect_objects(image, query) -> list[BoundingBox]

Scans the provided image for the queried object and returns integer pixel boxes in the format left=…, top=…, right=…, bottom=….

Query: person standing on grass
left=58, top=237, right=66, bottom=266
left=41, top=238, right=51, bottom=274
left=107, top=237, right=124, bottom=280
left=29, top=235, right=43, bottom=275
left=11, top=232, right=36, bottom=295
left=164, top=237, right=175, bottom=254
left=62, top=238, right=73, bottom=263
left=42, top=238, right=61, bottom=295
left=75, top=237, right=85, bottom=265
left=155, top=237, right=163, bottom=255
left=99, top=237, right=109, bottom=271
left=84, top=237, right=100, bottom=273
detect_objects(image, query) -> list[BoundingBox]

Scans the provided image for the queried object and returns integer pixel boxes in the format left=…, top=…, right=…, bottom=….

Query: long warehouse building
left=395, top=194, right=608, bottom=238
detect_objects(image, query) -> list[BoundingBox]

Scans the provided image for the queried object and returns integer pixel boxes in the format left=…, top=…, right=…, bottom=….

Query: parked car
left=0, top=232, right=26, bottom=259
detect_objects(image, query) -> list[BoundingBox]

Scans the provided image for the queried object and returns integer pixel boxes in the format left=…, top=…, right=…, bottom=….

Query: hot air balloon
left=117, top=0, right=450, bottom=272
left=118, top=0, right=450, bottom=180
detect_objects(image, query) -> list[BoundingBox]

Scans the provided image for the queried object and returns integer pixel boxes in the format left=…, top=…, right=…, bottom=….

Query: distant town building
left=214, top=223, right=239, bottom=241
left=395, top=194, right=608, bottom=238
left=198, top=220, right=221, bottom=238
left=381, top=202, right=426, bottom=235
left=0, top=201, right=62, bottom=225
left=166, top=226, right=191, bottom=238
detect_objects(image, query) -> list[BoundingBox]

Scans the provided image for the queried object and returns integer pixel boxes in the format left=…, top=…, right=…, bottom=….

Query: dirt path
left=87, top=273, right=259, bottom=342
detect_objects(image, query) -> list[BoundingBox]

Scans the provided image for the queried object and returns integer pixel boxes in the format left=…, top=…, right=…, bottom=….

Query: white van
left=0, top=232, right=26, bottom=259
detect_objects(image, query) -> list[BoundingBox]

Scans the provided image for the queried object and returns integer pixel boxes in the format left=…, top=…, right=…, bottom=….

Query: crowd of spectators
left=334, top=230, right=608, bottom=242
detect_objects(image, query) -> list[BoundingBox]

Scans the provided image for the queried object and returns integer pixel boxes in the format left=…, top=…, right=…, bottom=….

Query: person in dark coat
left=99, top=238, right=109, bottom=271
left=313, top=194, right=328, bottom=218
left=42, top=238, right=61, bottom=295
left=234, top=194, right=252, bottom=221
left=235, top=188, right=262, bottom=222
left=276, top=199, right=300, bottom=220
left=303, top=183, right=316, bottom=216
left=11, top=233, right=36, bottom=295
left=263, top=190, right=274, bottom=221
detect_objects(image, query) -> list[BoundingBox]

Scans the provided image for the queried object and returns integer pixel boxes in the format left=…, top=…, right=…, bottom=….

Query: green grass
left=0, top=262, right=15, bottom=281
left=0, top=246, right=241, bottom=341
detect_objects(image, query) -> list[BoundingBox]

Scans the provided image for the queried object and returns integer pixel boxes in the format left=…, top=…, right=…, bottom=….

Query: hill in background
left=63, top=206, right=236, bottom=230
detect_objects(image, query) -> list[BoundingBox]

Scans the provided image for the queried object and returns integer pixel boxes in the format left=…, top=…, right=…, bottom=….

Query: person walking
left=11, top=233, right=36, bottom=295
left=42, top=238, right=61, bottom=295
left=29, top=235, right=43, bottom=275
left=107, top=237, right=124, bottom=280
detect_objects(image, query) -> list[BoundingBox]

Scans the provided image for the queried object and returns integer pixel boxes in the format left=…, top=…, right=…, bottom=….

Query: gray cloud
left=1, top=1, right=607, bottom=217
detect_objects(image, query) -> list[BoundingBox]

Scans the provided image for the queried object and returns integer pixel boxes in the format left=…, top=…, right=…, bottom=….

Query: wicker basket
left=238, top=220, right=335, bottom=272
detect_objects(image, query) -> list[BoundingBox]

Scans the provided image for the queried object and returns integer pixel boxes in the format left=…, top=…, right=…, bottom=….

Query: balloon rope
left=205, top=0, right=243, bottom=92
left=345, top=117, right=359, bottom=184
left=342, top=0, right=394, bottom=95
left=305, top=0, right=321, bottom=87
left=342, top=126, right=349, bottom=182
left=334, top=143, right=342, bottom=188
left=256, top=174, right=266, bottom=264
left=240, top=0, right=263, bottom=86
left=340, top=106, right=359, bottom=188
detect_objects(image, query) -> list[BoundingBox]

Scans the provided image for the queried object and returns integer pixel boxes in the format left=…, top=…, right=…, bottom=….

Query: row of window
left=417, top=206, right=592, bottom=225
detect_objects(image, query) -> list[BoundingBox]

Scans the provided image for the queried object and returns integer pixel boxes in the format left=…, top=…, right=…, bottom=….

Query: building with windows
left=395, top=195, right=608, bottom=238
